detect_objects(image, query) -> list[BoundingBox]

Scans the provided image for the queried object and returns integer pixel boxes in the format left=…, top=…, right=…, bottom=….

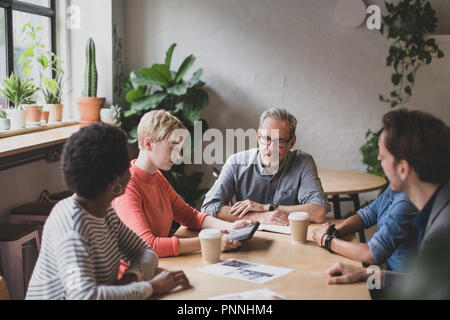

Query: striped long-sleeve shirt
left=26, top=195, right=159, bottom=300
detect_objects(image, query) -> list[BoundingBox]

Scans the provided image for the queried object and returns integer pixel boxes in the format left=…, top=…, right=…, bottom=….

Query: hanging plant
left=379, top=0, right=444, bottom=107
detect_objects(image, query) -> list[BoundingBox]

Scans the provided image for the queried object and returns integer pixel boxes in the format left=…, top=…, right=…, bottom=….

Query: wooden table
left=157, top=221, right=371, bottom=300
left=318, top=169, right=387, bottom=221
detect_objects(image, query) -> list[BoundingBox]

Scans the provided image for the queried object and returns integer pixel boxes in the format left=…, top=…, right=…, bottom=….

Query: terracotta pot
left=41, top=111, right=50, bottom=123
left=25, top=105, right=42, bottom=125
left=43, top=104, right=63, bottom=123
left=7, top=109, right=26, bottom=130
left=76, top=97, right=105, bottom=125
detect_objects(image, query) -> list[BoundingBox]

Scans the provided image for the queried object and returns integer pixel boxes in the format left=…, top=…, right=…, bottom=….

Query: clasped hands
left=230, top=200, right=289, bottom=226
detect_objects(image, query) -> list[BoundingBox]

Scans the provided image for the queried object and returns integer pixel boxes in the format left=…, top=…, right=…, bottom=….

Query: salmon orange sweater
left=113, top=160, right=208, bottom=261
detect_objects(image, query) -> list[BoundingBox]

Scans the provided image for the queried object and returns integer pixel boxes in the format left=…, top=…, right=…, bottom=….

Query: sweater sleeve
left=162, top=173, right=208, bottom=230
left=113, top=184, right=181, bottom=257
left=56, top=231, right=153, bottom=300
left=114, top=211, right=159, bottom=281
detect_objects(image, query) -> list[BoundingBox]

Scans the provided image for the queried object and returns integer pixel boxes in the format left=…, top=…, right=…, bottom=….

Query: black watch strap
left=269, top=203, right=278, bottom=211
left=325, top=235, right=335, bottom=253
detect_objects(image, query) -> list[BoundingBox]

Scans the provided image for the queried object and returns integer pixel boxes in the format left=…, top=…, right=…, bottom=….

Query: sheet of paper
left=197, top=258, right=294, bottom=284
left=258, top=224, right=291, bottom=235
left=209, top=288, right=286, bottom=300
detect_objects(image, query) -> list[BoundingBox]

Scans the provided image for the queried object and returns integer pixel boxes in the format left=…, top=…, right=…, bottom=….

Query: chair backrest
left=0, top=276, right=10, bottom=300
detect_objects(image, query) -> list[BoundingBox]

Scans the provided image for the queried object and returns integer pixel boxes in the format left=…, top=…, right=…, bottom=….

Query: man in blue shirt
left=313, top=185, right=417, bottom=272
left=324, top=109, right=450, bottom=299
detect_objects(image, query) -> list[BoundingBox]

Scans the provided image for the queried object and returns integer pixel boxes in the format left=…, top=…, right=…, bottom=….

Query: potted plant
left=360, top=0, right=444, bottom=177
left=24, top=104, right=42, bottom=127
left=100, top=104, right=120, bottom=125
left=0, top=73, right=38, bottom=130
left=20, top=24, right=65, bottom=123
left=76, top=38, right=105, bottom=125
left=42, top=74, right=64, bottom=123
left=0, top=110, right=10, bottom=131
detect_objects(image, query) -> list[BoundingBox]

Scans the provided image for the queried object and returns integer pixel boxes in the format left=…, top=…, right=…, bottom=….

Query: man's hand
left=312, top=222, right=334, bottom=247
left=248, top=209, right=289, bottom=226
left=230, top=200, right=267, bottom=218
left=150, top=270, right=192, bottom=296
left=326, top=262, right=370, bottom=285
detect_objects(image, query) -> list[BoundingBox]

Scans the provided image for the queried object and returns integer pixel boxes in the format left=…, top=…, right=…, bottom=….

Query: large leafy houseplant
left=119, top=43, right=209, bottom=206
left=361, top=0, right=444, bottom=177
left=379, top=0, right=444, bottom=107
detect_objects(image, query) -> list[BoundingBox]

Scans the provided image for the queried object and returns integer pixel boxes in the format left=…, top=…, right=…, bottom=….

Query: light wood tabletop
left=317, top=169, right=387, bottom=220
left=318, top=169, right=387, bottom=196
left=157, top=221, right=371, bottom=300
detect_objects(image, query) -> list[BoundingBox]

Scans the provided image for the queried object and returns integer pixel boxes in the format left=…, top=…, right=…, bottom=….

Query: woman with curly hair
left=26, top=123, right=190, bottom=300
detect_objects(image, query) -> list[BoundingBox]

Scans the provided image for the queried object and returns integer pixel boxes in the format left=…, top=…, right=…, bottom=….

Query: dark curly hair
left=61, top=123, right=130, bottom=198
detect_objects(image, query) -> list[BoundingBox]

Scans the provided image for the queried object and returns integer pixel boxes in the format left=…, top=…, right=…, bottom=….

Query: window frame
left=0, top=0, right=56, bottom=96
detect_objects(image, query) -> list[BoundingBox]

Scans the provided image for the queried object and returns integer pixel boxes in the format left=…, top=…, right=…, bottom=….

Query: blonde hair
left=137, top=110, right=187, bottom=149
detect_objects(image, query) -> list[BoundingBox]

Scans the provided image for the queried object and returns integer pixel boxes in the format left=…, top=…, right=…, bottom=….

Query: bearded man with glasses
left=201, top=107, right=329, bottom=225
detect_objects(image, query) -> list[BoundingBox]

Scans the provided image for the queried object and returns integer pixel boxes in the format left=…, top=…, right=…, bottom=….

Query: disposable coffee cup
left=288, top=212, right=309, bottom=244
left=199, top=229, right=222, bottom=264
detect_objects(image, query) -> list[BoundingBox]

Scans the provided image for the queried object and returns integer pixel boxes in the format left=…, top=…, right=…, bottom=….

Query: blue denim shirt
left=358, top=185, right=417, bottom=272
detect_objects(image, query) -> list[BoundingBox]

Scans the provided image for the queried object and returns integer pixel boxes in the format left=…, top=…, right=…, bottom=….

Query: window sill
left=0, top=122, right=81, bottom=171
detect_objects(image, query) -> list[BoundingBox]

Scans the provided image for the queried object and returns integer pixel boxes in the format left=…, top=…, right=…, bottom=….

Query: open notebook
left=258, top=224, right=291, bottom=235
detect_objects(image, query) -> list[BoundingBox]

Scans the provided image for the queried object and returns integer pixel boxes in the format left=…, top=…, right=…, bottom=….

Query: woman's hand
left=150, top=270, right=192, bottom=296
left=326, top=262, right=369, bottom=285
left=221, top=231, right=242, bottom=252
left=312, top=222, right=334, bottom=247
left=231, top=219, right=253, bottom=229
left=230, top=200, right=267, bottom=218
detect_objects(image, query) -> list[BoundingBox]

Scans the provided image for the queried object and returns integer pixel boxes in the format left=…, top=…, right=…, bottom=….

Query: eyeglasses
left=258, top=135, right=292, bottom=148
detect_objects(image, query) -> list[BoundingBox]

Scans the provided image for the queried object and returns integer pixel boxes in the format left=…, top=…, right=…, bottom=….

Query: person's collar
left=413, top=182, right=444, bottom=234
left=131, top=159, right=158, bottom=184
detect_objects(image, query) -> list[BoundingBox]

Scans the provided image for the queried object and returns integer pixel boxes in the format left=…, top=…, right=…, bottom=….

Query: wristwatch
left=325, top=235, right=336, bottom=253
left=268, top=203, right=278, bottom=211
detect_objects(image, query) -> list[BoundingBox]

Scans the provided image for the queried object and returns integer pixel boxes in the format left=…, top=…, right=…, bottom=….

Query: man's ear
left=289, top=135, right=296, bottom=149
left=397, top=159, right=411, bottom=181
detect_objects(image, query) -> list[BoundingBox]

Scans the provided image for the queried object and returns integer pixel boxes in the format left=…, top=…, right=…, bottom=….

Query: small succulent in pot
left=0, top=110, right=11, bottom=130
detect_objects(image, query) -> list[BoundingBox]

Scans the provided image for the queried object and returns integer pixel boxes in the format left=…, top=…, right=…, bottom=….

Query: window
left=0, top=0, right=56, bottom=107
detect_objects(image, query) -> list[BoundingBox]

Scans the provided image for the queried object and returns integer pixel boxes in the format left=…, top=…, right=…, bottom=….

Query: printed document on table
left=258, top=224, right=291, bottom=234
left=197, top=258, right=294, bottom=284
left=209, top=288, right=286, bottom=300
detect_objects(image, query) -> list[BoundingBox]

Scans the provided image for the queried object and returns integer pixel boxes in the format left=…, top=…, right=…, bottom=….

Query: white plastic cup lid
left=199, top=228, right=222, bottom=239
left=288, top=212, right=309, bottom=221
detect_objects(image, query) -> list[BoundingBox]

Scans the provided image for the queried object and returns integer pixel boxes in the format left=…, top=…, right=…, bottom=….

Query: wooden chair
left=0, top=276, right=10, bottom=300
left=0, top=224, right=40, bottom=300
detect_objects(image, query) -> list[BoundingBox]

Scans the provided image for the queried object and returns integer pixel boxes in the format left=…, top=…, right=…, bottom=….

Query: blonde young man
left=201, top=107, right=329, bottom=226
left=113, top=110, right=249, bottom=277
